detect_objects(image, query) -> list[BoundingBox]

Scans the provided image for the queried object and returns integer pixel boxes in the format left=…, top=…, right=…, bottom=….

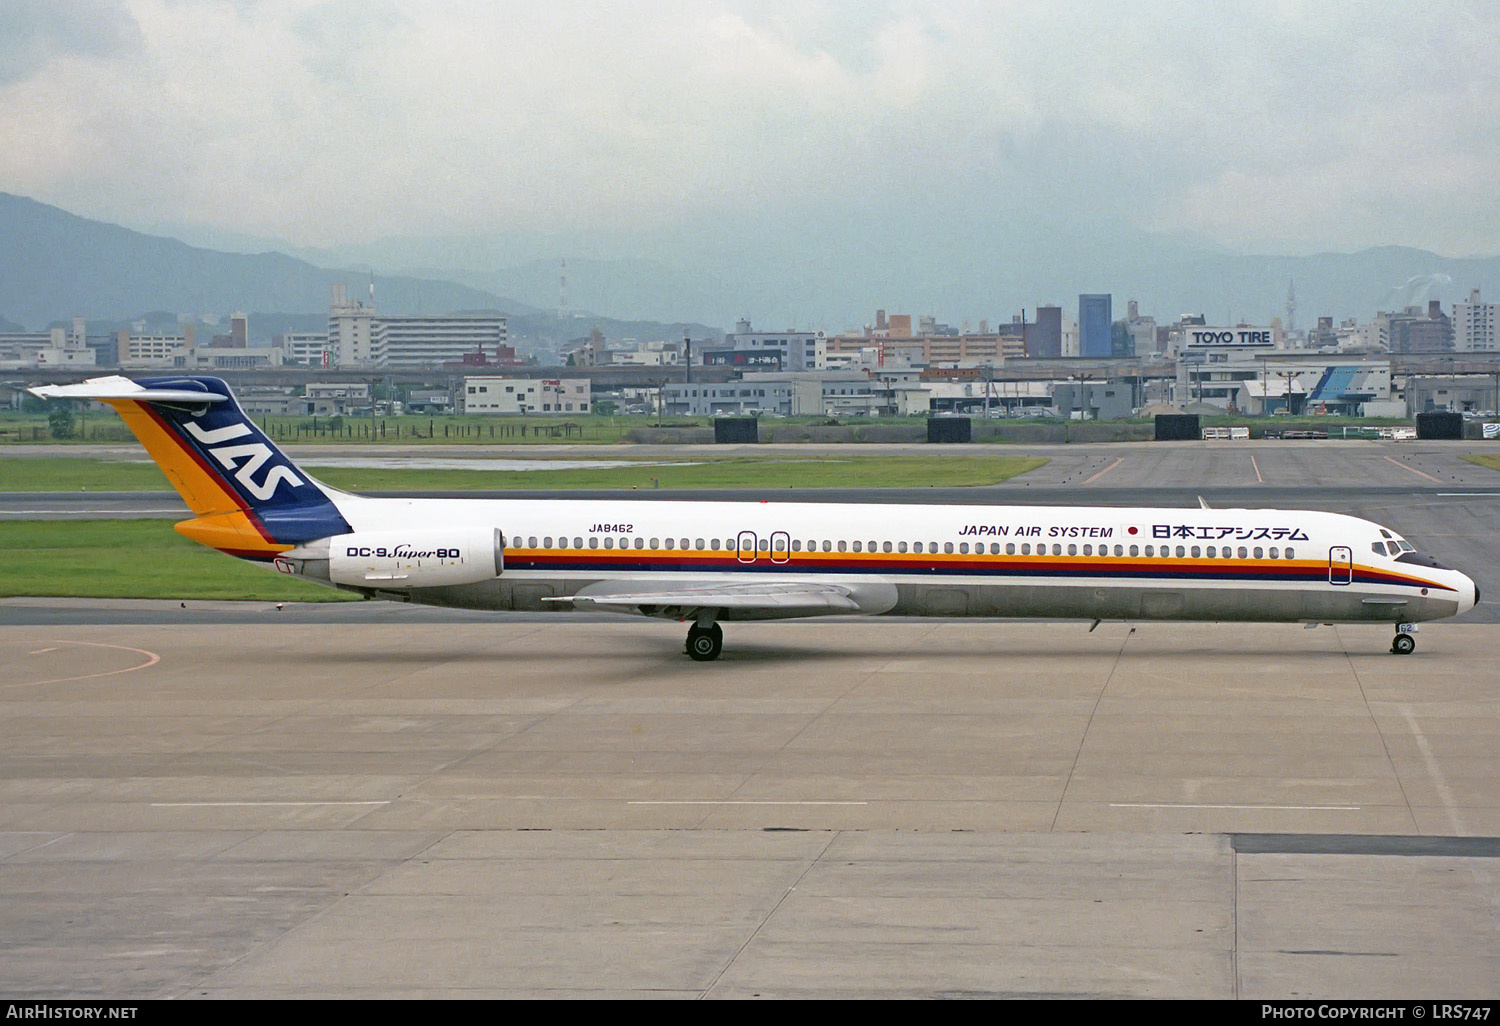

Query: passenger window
left=897, top=541, right=908, bottom=553
left=573, top=537, right=583, bottom=548
left=1190, top=546, right=1200, bottom=558
left=697, top=539, right=706, bottom=550
left=772, top=537, right=785, bottom=551
left=944, top=542, right=955, bottom=554
left=792, top=540, right=802, bottom=551
left=1175, top=545, right=1185, bottom=558
left=557, top=537, right=567, bottom=549
left=1206, top=546, right=1216, bottom=557
left=1129, top=545, right=1138, bottom=557
left=884, top=541, right=893, bottom=553
left=1286, top=547, right=1295, bottom=559
left=682, top=539, right=691, bottom=551
left=852, top=541, right=863, bottom=553
left=1144, top=545, right=1154, bottom=557
left=1238, top=546, right=1248, bottom=558
left=1006, top=543, right=1016, bottom=555
left=1114, top=544, right=1123, bottom=556
left=837, top=541, right=847, bottom=552
left=543, top=537, right=552, bottom=548
left=989, top=543, right=1000, bottom=555
left=650, top=537, right=659, bottom=548
left=664, top=538, right=674, bottom=549
left=1068, top=544, right=1077, bottom=556
left=1269, top=546, right=1279, bottom=559
left=959, top=543, right=969, bottom=554
left=1021, top=543, right=1031, bottom=555
left=1082, top=544, right=1092, bottom=556
left=823, top=540, right=832, bottom=552
left=589, top=537, right=599, bottom=549
left=603, top=537, right=614, bottom=549
left=711, top=538, right=720, bottom=550
left=1253, top=546, right=1263, bottom=559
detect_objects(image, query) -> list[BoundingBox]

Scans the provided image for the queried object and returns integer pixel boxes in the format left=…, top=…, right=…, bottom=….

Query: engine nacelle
left=327, top=528, right=504, bottom=589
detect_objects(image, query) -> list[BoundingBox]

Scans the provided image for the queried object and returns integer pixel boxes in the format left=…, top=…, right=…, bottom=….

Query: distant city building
left=1078, top=294, right=1113, bottom=358
left=703, top=319, right=823, bottom=372
left=1453, top=289, right=1499, bottom=353
left=328, top=283, right=507, bottom=367
left=1027, top=306, right=1062, bottom=359
left=664, top=371, right=927, bottom=417
left=277, top=332, right=333, bottom=367
left=463, top=377, right=590, bottom=415
left=1374, top=302, right=1453, bottom=354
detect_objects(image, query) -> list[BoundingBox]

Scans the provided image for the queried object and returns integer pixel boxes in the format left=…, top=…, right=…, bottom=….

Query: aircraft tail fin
left=29, top=375, right=351, bottom=558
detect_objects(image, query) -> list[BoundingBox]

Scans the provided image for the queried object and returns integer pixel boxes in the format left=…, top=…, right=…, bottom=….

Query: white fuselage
left=286, top=493, right=1478, bottom=625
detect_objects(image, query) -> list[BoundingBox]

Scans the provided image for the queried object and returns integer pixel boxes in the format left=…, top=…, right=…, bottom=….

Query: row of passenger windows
left=512, top=535, right=1298, bottom=561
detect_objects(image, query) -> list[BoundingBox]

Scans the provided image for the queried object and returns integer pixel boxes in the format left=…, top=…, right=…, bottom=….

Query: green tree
left=47, top=403, right=75, bottom=440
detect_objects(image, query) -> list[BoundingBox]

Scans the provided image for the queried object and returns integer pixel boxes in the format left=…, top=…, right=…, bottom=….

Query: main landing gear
left=1391, top=623, right=1417, bottom=656
left=686, top=621, right=724, bottom=662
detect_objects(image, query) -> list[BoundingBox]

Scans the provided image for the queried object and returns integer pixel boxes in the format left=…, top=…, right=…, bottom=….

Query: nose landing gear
left=1390, top=623, right=1417, bottom=655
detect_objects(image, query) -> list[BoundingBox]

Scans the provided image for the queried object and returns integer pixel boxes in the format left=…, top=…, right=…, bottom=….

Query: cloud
left=2, top=0, right=1499, bottom=260
left=0, top=0, right=143, bottom=85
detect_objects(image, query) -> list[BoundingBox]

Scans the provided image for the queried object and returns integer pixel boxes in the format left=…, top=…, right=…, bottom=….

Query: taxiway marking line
left=1250, top=454, right=1264, bottom=483
left=628, top=801, right=868, bottom=806
left=1383, top=456, right=1442, bottom=482
left=1110, top=802, right=1360, bottom=811
left=150, top=801, right=390, bottom=808
left=1082, top=458, right=1124, bottom=485
left=4, top=641, right=161, bottom=690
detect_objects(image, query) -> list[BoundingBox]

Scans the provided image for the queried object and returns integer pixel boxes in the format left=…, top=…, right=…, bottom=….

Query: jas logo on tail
left=183, top=421, right=303, bottom=501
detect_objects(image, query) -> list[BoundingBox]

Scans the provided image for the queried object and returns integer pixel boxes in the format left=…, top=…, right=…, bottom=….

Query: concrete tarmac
left=1, top=618, right=1497, bottom=999
left=3, top=438, right=1499, bottom=998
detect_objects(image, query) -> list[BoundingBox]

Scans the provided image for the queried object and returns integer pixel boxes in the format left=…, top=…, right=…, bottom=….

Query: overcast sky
left=4, top=0, right=1499, bottom=265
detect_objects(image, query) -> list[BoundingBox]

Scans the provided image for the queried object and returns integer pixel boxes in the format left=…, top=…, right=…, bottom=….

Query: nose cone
left=1462, top=574, right=1480, bottom=614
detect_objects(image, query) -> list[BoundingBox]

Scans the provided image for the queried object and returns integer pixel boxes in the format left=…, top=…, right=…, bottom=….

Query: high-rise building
left=1027, top=306, right=1062, bottom=359
left=1454, top=289, right=1499, bottom=352
left=1078, top=294, right=1113, bottom=358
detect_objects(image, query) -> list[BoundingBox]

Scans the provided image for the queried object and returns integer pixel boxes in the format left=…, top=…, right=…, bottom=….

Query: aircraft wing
left=550, top=580, right=863, bottom=617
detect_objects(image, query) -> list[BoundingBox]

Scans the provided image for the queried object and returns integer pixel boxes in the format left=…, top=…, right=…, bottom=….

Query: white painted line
left=1250, top=454, right=1264, bottom=483
left=1401, top=706, right=1466, bottom=836
left=1109, top=802, right=1361, bottom=811
left=1437, top=493, right=1500, bottom=497
left=627, top=800, right=868, bottom=806
left=1082, top=458, right=1124, bottom=485
left=147, top=804, right=387, bottom=810
left=1383, top=456, right=1442, bottom=482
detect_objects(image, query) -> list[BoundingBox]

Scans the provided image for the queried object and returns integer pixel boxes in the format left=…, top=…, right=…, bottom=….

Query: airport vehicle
left=31, top=375, right=1479, bottom=660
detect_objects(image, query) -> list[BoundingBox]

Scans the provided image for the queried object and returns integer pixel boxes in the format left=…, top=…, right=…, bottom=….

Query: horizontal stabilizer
left=29, top=375, right=228, bottom=404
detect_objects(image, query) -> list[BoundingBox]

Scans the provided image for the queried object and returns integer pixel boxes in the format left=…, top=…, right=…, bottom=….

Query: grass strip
left=0, top=454, right=1048, bottom=493
left=0, top=520, right=355, bottom=602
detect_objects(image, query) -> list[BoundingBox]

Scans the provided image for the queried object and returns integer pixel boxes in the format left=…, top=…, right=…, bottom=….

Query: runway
left=2, top=438, right=1498, bottom=997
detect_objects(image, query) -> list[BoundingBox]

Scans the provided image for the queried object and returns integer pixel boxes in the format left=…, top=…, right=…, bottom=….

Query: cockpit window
left=1396, top=540, right=1414, bottom=552
left=1372, top=542, right=1388, bottom=555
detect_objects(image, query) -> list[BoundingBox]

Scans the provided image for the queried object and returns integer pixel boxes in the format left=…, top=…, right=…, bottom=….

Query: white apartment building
left=328, top=282, right=507, bottom=367
left=1454, top=289, right=1500, bottom=352
left=278, top=332, right=334, bottom=367
left=463, top=377, right=590, bottom=415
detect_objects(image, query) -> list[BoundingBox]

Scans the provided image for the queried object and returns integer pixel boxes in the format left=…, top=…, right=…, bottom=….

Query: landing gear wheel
left=686, top=623, right=724, bottom=662
left=1391, top=633, right=1416, bottom=655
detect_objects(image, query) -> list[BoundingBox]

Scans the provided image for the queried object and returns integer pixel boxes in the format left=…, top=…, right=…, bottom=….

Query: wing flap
left=549, top=580, right=862, bottom=615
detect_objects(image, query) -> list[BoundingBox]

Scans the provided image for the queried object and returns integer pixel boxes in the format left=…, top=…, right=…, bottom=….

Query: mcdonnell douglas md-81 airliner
left=31, top=375, right=1478, bottom=660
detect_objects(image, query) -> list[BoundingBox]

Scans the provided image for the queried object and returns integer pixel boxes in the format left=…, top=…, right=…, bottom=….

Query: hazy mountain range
left=6, top=191, right=1500, bottom=339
